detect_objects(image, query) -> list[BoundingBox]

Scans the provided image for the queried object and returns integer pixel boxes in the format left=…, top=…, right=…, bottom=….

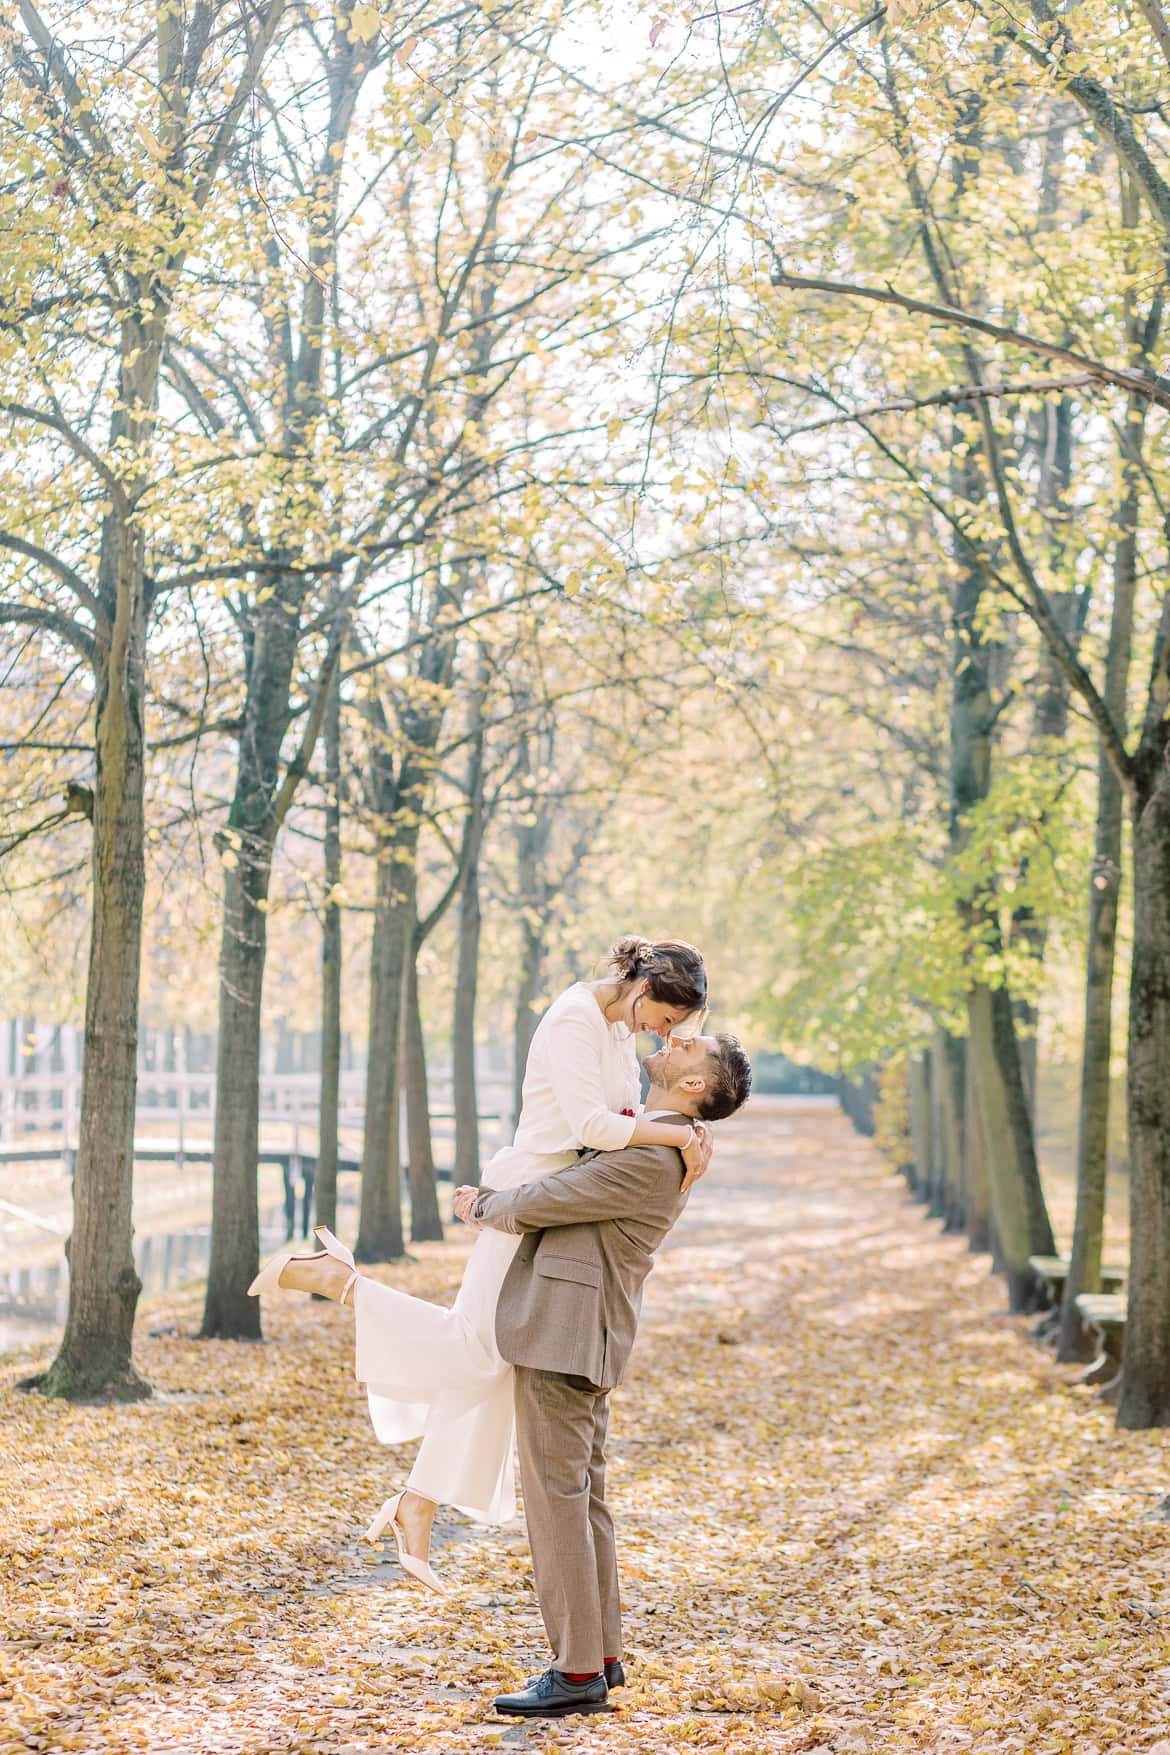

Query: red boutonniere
left=621, top=1107, right=636, bottom=1117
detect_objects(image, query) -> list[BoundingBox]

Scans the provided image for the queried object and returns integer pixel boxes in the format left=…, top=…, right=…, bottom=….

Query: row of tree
left=0, top=0, right=750, bottom=1399
left=4, top=0, right=1170, bottom=1432
left=649, top=0, right=1169, bottom=1428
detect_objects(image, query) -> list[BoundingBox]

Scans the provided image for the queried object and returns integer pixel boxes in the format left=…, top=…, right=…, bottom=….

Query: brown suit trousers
left=471, top=1126, right=691, bottom=1676
left=513, top=1366, right=620, bottom=1674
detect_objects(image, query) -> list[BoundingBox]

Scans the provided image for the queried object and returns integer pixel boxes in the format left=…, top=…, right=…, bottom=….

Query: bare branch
left=0, top=399, right=125, bottom=497
left=0, top=600, right=97, bottom=663
left=14, top=1, right=118, bottom=162
left=0, top=532, right=100, bottom=619
left=769, top=269, right=1170, bottom=409
left=191, top=2, right=289, bottom=214
left=771, top=374, right=1097, bottom=438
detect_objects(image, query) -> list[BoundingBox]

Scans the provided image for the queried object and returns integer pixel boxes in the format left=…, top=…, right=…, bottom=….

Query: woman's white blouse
left=511, top=981, right=642, bottom=1155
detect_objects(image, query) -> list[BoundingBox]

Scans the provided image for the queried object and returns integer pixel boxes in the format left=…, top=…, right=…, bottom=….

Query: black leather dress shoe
left=494, top=1668, right=610, bottom=1717
left=524, top=1658, right=625, bottom=1692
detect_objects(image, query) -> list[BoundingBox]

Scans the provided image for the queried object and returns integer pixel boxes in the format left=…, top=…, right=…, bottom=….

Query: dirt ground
left=2, top=1097, right=1167, bottom=1754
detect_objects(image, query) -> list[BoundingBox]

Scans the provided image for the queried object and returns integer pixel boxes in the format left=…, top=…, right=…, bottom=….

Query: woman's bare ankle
left=398, top=1491, right=436, bottom=1537
left=395, top=1492, right=436, bottom=1560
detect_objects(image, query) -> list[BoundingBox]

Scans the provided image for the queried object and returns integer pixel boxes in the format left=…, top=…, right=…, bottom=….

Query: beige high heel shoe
left=365, top=1491, right=446, bottom=1595
left=247, top=1225, right=359, bottom=1302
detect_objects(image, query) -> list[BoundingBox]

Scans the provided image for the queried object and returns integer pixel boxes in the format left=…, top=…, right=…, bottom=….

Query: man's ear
left=678, top=1072, right=707, bottom=1096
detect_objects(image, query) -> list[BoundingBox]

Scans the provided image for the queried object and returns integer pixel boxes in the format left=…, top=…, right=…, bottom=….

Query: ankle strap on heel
left=340, top=1269, right=359, bottom=1307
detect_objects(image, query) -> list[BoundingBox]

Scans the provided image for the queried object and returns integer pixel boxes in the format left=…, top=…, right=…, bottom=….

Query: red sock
left=563, top=1671, right=601, bottom=1683
left=605, top=1657, right=618, bottom=1665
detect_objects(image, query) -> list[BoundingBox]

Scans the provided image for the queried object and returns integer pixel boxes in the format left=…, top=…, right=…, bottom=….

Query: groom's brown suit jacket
left=469, top=1116, right=692, bottom=1390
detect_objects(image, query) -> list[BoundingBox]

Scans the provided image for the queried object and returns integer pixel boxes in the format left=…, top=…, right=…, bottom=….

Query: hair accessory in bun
left=606, top=935, right=707, bottom=1012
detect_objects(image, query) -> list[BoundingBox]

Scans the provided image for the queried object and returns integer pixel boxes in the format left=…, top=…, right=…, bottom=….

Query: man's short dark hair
left=697, top=1034, right=752, bottom=1122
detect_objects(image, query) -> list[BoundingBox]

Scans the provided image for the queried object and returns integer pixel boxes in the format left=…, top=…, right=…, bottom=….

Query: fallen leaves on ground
left=2, top=1097, right=1169, bottom=1754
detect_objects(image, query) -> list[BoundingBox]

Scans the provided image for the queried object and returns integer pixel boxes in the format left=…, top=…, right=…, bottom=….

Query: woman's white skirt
left=351, top=1144, right=577, bottom=1524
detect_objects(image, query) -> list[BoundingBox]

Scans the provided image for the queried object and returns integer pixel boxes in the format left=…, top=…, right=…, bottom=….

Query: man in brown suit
left=453, top=1031, right=752, bottom=1719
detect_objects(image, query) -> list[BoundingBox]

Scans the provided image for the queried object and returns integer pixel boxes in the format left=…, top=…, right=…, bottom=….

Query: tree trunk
left=1058, top=364, right=1145, bottom=1360
left=453, top=738, right=485, bottom=1184
left=199, top=39, right=375, bottom=1322
left=202, top=596, right=303, bottom=1339
left=202, top=841, right=272, bottom=1339
left=966, top=981, right=1055, bottom=1309
left=837, top=1067, right=877, bottom=1135
left=452, top=864, right=483, bottom=1183
left=964, top=1046, right=993, bottom=1254
left=316, top=669, right=342, bottom=1236
left=355, top=620, right=454, bottom=1261
left=927, top=1029, right=948, bottom=1217
left=948, top=440, right=1053, bottom=1306
left=1010, top=587, right=1080, bottom=1122
left=936, top=1028, right=967, bottom=1232
left=27, top=560, right=149, bottom=1402
left=18, top=0, right=290, bottom=1405
left=899, top=1059, right=920, bottom=1196
left=908, top=1053, right=932, bottom=1202
left=357, top=849, right=411, bottom=1262
left=403, top=939, right=443, bottom=1242
left=513, top=916, right=545, bottom=1131
left=1055, top=796, right=1122, bottom=1360
left=1116, top=761, right=1170, bottom=1428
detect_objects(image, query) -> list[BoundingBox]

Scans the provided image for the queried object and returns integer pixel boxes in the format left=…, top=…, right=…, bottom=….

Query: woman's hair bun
left=607, top=935, right=707, bottom=1012
left=608, top=934, right=654, bottom=979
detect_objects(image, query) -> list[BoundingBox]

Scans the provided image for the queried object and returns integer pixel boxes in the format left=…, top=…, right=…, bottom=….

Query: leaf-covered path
left=3, top=1097, right=1168, bottom=1754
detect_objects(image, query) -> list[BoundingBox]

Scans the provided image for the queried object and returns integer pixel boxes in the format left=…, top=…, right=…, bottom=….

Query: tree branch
left=770, top=374, right=1097, bottom=438
left=0, top=399, right=124, bottom=496
left=1134, top=0, right=1170, bottom=72
left=15, top=0, right=118, bottom=162
left=191, top=1, right=289, bottom=213
left=0, top=532, right=100, bottom=619
left=769, top=269, right=1170, bottom=409
left=0, top=797, right=88, bottom=861
left=970, top=395, right=1134, bottom=789
left=0, top=600, right=97, bottom=663
left=336, top=587, right=561, bottom=690
left=1007, top=0, right=1170, bottom=240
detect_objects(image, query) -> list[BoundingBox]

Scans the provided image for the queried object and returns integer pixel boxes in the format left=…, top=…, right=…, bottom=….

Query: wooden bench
left=1074, top=1293, right=1127, bottom=1401
left=1028, top=1255, right=1126, bottom=1342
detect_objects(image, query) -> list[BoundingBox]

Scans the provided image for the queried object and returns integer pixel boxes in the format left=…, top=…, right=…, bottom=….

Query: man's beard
left=642, top=1045, right=667, bottom=1082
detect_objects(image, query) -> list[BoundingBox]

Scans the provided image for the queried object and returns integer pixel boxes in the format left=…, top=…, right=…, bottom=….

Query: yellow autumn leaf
left=5, top=1104, right=1132, bottom=1747
left=347, top=3, right=382, bottom=43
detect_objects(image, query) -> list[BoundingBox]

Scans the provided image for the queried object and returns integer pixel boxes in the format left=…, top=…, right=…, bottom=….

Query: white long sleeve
left=543, top=1003, right=638, bottom=1151
left=511, top=983, right=641, bottom=1156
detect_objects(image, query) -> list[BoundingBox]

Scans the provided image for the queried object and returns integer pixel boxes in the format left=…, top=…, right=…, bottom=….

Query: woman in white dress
left=250, top=935, right=711, bottom=1590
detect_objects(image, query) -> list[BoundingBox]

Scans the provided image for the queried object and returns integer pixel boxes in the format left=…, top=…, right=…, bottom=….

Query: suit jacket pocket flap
left=537, top=1254, right=601, bottom=1288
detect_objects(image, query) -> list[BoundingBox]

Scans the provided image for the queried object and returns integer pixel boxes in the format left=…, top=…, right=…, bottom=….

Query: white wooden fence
left=0, top=1019, right=513, bottom=1169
